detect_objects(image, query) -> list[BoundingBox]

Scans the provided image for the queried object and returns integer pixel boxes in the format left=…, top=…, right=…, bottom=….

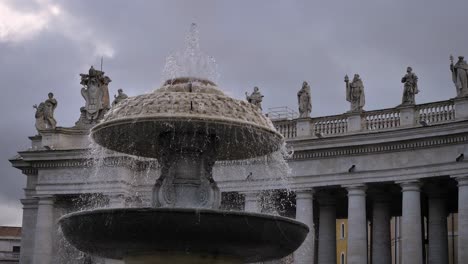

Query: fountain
left=59, top=24, right=308, bottom=264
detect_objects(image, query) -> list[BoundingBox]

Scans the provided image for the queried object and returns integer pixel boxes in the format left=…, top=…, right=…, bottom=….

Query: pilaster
left=296, top=118, right=312, bottom=137
left=399, top=105, right=416, bottom=127
left=32, top=196, right=55, bottom=264
left=347, top=112, right=362, bottom=132
left=454, top=97, right=468, bottom=120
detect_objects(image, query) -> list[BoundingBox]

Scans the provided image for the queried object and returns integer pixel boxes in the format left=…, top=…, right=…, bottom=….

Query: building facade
left=0, top=227, right=21, bottom=264
left=9, top=67, right=468, bottom=263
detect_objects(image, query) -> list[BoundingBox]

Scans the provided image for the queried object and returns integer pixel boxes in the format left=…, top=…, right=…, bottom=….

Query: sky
left=0, top=0, right=467, bottom=226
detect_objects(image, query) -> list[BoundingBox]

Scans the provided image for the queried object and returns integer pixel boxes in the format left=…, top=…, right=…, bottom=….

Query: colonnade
left=241, top=176, right=466, bottom=264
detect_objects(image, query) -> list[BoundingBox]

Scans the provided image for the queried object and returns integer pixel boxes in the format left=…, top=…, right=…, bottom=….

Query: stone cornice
left=39, top=126, right=90, bottom=135
left=292, top=132, right=468, bottom=160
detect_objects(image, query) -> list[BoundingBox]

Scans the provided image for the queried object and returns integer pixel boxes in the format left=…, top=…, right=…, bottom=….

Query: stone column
left=20, top=198, right=38, bottom=264
left=426, top=185, right=448, bottom=264
left=345, top=185, right=367, bottom=264
left=243, top=192, right=261, bottom=213
left=32, top=196, right=55, bottom=264
left=371, top=195, right=391, bottom=264
left=317, top=195, right=336, bottom=264
left=400, top=181, right=423, bottom=264
left=457, top=176, right=468, bottom=264
left=294, top=189, right=315, bottom=264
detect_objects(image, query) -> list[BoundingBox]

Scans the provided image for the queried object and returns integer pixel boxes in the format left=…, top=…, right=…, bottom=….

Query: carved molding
left=217, top=133, right=468, bottom=166
left=22, top=168, right=38, bottom=175
left=31, top=156, right=155, bottom=170
left=293, top=133, right=468, bottom=160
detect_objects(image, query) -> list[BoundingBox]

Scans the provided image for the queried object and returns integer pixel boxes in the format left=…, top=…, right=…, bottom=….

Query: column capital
left=398, top=180, right=422, bottom=191
left=294, top=188, right=315, bottom=199
left=455, top=175, right=468, bottom=187
left=34, top=195, right=55, bottom=205
left=20, top=198, right=38, bottom=209
left=343, top=184, right=367, bottom=196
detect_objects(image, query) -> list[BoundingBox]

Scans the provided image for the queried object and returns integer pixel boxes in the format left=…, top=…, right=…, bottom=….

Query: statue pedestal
left=296, top=118, right=312, bottom=137
left=347, top=112, right=363, bottom=132
left=455, top=97, right=468, bottom=120
left=398, top=105, right=416, bottom=127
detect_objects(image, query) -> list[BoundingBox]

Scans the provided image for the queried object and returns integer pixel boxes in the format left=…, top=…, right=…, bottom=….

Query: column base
left=124, top=253, right=242, bottom=264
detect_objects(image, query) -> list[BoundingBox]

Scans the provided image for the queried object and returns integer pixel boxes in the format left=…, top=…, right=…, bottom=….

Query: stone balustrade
left=272, top=98, right=466, bottom=138
left=363, top=108, right=400, bottom=131
left=312, top=115, right=348, bottom=135
left=416, top=100, right=455, bottom=125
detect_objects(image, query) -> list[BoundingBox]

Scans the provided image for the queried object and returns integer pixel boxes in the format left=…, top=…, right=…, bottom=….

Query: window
left=341, top=252, right=345, bottom=264
left=12, top=246, right=20, bottom=252
left=341, top=222, right=345, bottom=239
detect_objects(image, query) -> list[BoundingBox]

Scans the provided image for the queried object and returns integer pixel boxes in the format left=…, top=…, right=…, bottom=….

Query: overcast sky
left=1, top=0, right=467, bottom=226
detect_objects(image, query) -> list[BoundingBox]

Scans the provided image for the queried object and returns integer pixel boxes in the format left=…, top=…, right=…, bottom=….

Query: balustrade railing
left=417, top=100, right=455, bottom=125
left=363, top=108, right=400, bottom=131
left=312, top=115, right=348, bottom=135
left=271, top=99, right=461, bottom=139
left=274, top=120, right=297, bottom=139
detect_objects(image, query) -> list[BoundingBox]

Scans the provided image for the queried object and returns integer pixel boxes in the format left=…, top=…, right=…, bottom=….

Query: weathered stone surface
left=297, top=81, right=312, bottom=118
left=450, top=55, right=468, bottom=97
left=401, top=67, right=419, bottom=105
left=93, top=78, right=282, bottom=160
left=246, top=86, right=264, bottom=110
left=345, top=74, right=365, bottom=112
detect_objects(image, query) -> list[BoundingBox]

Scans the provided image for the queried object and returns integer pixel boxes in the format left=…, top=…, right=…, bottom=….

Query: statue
left=401, top=66, right=419, bottom=105
left=297, top=81, right=312, bottom=118
left=112, top=89, right=129, bottom=106
left=76, top=66, right=112, bottom=127
left=33, top=92, right=57, bottom=131
left=245, top=86, right=264, bottom=110
left=344, top=74, right=365, bottom=112
left=33, top=103, right=46, bottom=131
left=450, top=55, right=468, bottom=97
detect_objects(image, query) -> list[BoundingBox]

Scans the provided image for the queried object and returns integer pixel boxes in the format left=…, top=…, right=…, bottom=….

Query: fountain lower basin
left=59, top=208, right=308, bottom=263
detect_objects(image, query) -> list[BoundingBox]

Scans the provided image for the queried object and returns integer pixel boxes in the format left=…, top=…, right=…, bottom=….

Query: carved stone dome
left=91, top=77, right=283, bottom=160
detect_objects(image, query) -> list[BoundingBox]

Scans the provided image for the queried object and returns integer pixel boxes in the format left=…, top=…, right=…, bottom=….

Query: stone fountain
left=59, top=24, right=308, bottom=264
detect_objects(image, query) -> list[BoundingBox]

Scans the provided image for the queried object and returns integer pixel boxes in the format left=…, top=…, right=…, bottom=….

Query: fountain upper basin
left=92, top=77, right=283, bottom=160
left=59, top=208, right=309, bottom=263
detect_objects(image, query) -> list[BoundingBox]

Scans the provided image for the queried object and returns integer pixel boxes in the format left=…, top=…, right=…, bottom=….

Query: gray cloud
left=1, top=0, right=467, bottom=225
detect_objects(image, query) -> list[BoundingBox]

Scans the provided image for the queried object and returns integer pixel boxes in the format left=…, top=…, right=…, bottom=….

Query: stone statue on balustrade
left=246, top=86, right=264, bottom=110
left=401, top=66, right=419, bottom=105
left=450, top=55, right=468, bottom=97
left=33, top=92, right=57, bottom=131
left=112, top=89, right=129, bottom=106
left=297, top=81, right=312, bottom=118
left=344, top=74, right=365, bottom=112
left=75, top=66, right=112, bottom=128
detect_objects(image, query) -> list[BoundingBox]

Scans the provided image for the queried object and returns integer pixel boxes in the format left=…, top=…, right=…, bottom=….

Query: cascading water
left=59, top=24, right=308, bottom=264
